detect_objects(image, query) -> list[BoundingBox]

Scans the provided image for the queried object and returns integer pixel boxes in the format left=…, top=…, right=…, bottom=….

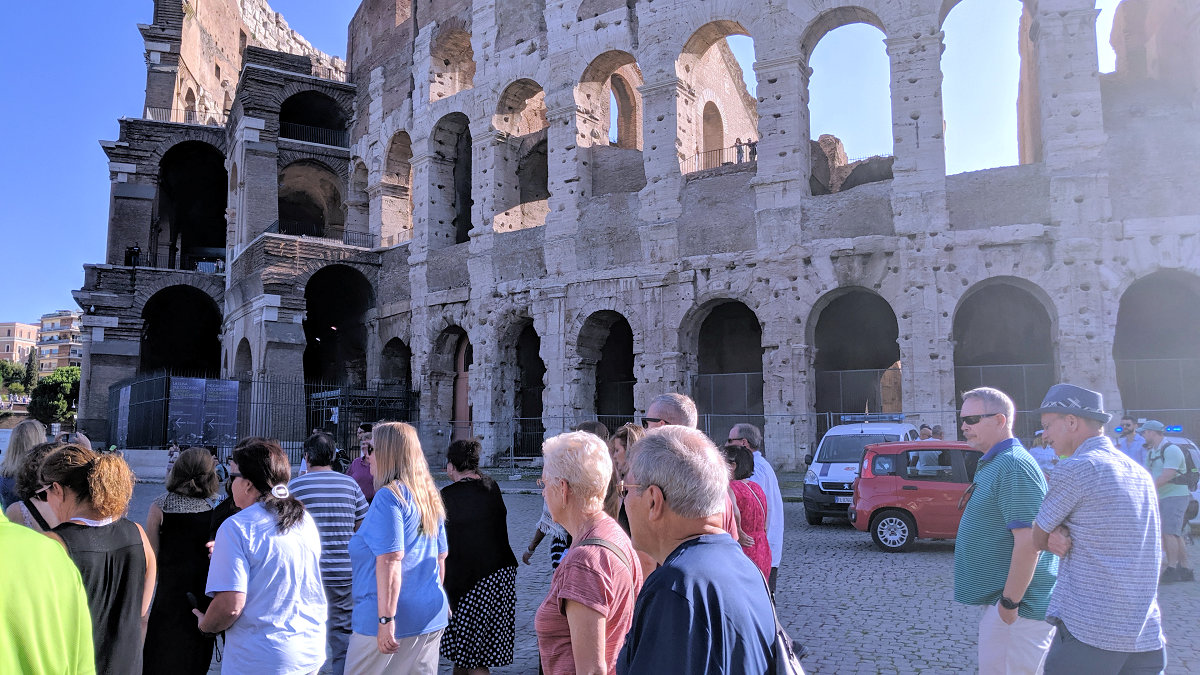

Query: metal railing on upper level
left=682, top=143, right=758, bottom=174
left=266, top=221, right=379, bottom=248
left=279, top=121, right=349, bottom=148
left=143, top=107, right=228, bottom=127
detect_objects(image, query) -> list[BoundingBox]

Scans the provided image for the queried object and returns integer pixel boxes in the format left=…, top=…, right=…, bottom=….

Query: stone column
left=230, top=116, right=277, bottom=246
left=541, top=102, right=586, bottom=275
left=533, top=286, right=570, bottom=435
left=750, top=54, right=811, bottom=200
left=101, top=159, right=156, bottom=266
left=885, top=29, right=948, bottom=235
left=636, top=78, right=687, bottom=224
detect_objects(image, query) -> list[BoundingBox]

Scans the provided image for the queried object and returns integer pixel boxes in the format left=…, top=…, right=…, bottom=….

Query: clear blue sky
left=0, top=0, right=1119, bottom=323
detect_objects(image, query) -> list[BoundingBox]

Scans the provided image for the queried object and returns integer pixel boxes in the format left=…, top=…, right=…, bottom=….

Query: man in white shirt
left=1112, top=414, right=1146, bottom=466
left=728, top=423, right=783, bottom=591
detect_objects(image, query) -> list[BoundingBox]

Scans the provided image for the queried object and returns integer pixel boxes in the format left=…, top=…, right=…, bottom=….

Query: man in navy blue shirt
left=617, top=425, right=776, bottom=674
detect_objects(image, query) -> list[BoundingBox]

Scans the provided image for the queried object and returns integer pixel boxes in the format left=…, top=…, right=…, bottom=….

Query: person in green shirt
left=0, top=509, right=95, bottom=674
left=1139, top=420, right=1193, bottom=582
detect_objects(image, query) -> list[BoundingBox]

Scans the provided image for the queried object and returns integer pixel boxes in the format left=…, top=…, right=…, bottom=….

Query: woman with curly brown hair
left=3, top=441, right=62, bottom=532
left=143, top=447, right=220, bottom=674
left=41, top=443, right=157, bottom=674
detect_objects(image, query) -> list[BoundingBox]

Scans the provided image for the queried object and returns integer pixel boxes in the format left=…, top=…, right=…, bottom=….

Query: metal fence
left=143, top=107, right=227, bottom=127
left=280, top=121, right=349, bottom=148
left=681, top=143, right=758, bottom=174
left=266, top=220, right=379, bottom=248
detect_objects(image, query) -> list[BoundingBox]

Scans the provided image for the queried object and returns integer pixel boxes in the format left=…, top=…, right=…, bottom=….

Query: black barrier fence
left=108, top=372, right=418, bottom=463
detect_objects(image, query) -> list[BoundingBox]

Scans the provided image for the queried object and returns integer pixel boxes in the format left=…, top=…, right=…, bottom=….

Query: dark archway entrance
left=140, top=285, right=221, bottom=375
left=694, top=301, right=764, bottom=439
left=812, top=290, right=901, bottom=435
left=303, top=265, right=373, bottom=386
left=1114, top=272, right=1200, bottom=432
left=515, top=324, right=546, bottom=457
left=155, top=142, right=227, bottom=270
left=953, top=282, right=1055, bottom=439
left=381, top=338, right=412, bottom=391
left=233, top=338, right=253, bottom=378
left=578, top=311, right=636, bottom=430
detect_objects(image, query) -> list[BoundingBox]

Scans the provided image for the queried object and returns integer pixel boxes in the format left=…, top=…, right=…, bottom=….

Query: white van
left=804, top=420, right=919, bottom=525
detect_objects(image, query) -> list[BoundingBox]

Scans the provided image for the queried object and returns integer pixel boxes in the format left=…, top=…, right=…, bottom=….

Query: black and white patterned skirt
left=440, top=565, right=518, bottom=669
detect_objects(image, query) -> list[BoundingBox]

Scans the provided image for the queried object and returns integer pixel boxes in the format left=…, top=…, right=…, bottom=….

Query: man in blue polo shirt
left=954, top=386, right=1058, bottom=674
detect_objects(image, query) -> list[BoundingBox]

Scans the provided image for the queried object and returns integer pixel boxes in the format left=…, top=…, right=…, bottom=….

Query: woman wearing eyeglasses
left=534, top=431, right=643, bottom=675
left=346, top=421, right=449, bottom=674
left=40, top=443, right=157, bottom=674
left=195, top=439, right=327, bottom=674
left=3, top=441, right=62, bottom=532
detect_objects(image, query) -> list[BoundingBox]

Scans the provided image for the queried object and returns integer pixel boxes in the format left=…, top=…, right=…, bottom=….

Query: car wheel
left=871, top=510, right=916, bottom=552
left=805, top=508, right=822, bottom=526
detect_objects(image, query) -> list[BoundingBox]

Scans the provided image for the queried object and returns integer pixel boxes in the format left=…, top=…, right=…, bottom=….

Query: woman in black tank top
left=40, top=444, right=157, bottom=675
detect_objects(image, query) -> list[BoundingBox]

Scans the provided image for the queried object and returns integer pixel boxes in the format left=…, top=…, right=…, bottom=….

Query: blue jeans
left=1043, top=621, right=1165, bottom=675
left=325, top=582, right=354, bottom=675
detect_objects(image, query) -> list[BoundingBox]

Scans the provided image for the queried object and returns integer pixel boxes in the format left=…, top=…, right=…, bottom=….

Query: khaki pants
left=344, top=629, right=443, bottom=675
left=978, top=603, right=1055, bottom=674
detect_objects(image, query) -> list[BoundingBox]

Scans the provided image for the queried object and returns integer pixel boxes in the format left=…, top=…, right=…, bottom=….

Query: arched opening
left=941, top=0, right=1022, bottom=174
left=515, top=323, right=546, bottom=457
left=382, top=131, right=414, bottom=245
left=233, top=338, right=253, bottom=379
left=693, top=301, right=764, bottom=438
left=380, top=337, right=412, bottom=391
left=579, top=51, right=644, bottom=150
left=677, top=22, right=759, bottom=174
left=183, top=88, right=198, bottom=123
left=804, top=13, right=893, bottom=194
left=1114, top=272, right=1200, bottom=432
left=452, top=331, right=472, bottom=440
left=278, top=160, right=344, bottom=238
left=303, top=265, right=374, bottom=386
left=493, top=79, right=550, bottom=232
left=953, top=281, right=1055, bottom=439
left=140, top=285, right=221, bottom=375
left=154, top=141, right=227, bottom=270
left=279, top=91, right=349, bottom=147
left=430, top=28, right=475, bottom=101
left=811, top=289, right=902, bottom=436
left=577, top=311, right=636, bottom=429
left=429, top=113, right=473, bottom=247
left=346, top=162, right=369, bottom=240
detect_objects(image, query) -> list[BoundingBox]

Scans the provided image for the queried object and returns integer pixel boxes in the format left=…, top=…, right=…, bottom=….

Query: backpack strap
left=576, top=537, right=631, bottom=572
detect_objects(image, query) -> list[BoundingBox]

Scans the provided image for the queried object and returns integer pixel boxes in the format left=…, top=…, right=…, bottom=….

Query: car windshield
left=816, top=434, right=898, bottom=463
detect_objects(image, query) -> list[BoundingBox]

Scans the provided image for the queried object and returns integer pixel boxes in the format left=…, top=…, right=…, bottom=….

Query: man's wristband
left=999, top=595, right=1021, bottom=610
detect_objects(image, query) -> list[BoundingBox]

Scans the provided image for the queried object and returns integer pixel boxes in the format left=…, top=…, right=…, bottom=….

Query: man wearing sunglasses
left=953, top=387, right=1058, bottom=674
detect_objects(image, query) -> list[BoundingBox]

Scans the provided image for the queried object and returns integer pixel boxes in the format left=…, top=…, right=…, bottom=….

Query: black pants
left=1044, top=621, right=1165, bottom=675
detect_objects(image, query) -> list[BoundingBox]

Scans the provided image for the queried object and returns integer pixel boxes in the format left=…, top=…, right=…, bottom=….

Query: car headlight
left=805, top=470, right=818, bottom=485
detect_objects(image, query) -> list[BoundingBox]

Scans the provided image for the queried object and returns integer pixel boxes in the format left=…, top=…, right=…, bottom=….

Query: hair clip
left=270, top=484, right=290, bottom=499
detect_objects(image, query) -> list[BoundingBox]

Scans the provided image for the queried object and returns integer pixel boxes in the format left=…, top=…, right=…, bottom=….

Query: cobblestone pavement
left=128, top=481, right=1200, bottom=674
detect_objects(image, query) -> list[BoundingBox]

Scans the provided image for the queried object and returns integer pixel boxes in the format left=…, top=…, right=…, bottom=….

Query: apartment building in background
left=0, top=322, right=38, bottom=364
left=38, top=310, right=82, bottom=373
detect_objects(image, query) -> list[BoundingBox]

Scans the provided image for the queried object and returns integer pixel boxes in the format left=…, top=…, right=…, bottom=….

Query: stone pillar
left=1032, top=2, right=1108, bottom=172
left=750, top=54, right=811, bottom=201
left=541, top=102, right=586, bottom=275
left=534, top=286, right=570, bottom=435
left=408, top=149, right=441, bottom=259
left=760, top=325, right=806, bottom=471
left=230, top=116, right=277, bottom=247
left=885, top=29, right=949, bottom=235
left=636, top=78, right=687, bottom=224
left=102, top=160, right=156, bottom=266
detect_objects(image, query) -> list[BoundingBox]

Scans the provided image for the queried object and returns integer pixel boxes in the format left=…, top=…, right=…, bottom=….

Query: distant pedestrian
left=289, top=432, right=369, bottom=674
left=347, top=423, right=377, bottom=502
left=919, top=423, right=933, bottom=440
left=931, top=424, right=945, bottom=440
left=617, top=426, right=775, bottom=673
left=1139, top=419, right=1193, bottom=582
left=953, top=387, right=1057, bottom=674
left=166, top=441, right=181, bottom=478
left=1032, top=384, right=1165, bottom=673
left=727, top=422, right=784, bottom=592
left=748, top=139, right=757, bottom=161
left=735, top=138, right=745, bottom=163
left=1112, top=414, right=1145, bottom=465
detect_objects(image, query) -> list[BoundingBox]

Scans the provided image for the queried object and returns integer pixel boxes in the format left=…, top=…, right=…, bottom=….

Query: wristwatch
left=378, top=616, right=395, bottom=625
left=998, top=595, right=1021, bottom=610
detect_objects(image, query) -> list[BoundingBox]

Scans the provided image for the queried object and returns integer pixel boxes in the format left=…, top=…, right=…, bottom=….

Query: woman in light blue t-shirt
left=346, top=421, right=449, bottom=674
left=196, top=439, right=327, bottom=674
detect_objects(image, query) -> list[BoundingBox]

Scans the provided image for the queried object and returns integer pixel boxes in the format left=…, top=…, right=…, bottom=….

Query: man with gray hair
left=617, top=425, right=776, bottom=673
left=727, top=422, right=784, bottom=592
left=643, top=393, right=698, bottom=429
left=954, top=386, right=1058, bottom=674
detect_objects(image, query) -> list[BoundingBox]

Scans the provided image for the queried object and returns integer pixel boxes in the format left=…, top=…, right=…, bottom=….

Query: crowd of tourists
left=0, top=378, right=1188, bottom=674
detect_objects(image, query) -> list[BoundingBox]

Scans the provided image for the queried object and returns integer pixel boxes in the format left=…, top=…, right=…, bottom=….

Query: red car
left=849, top=440, right=981, bottom=552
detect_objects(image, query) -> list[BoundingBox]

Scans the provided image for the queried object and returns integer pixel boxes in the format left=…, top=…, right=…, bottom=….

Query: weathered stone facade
left=76, top=0, right=1200, bottom=468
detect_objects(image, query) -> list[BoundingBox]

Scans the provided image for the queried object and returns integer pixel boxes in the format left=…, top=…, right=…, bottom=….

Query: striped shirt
left=954, top=438, right=1057, bottom=620
left=1035, top=435, right=1164, bottom=652
left=288, top=470, right=369, bottom=585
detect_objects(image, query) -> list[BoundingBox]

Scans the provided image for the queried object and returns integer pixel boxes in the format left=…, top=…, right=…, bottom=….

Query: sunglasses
left=641, top=417, right=663, bottom=428
left=960, top=413, right=1001, bottom=426
left=228, top=472, right=244, bottom=480
left=33, top=483, right=52, bottom=501
left=618, top=480, right=643, bottom=498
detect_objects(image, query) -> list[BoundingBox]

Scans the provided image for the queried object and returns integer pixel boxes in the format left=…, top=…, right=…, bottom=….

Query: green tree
left=28, top=366, right=80, bottom=425
left=6, top=382, right=24, bottom=396
left=21, top=350, right=37, bottom=389
left=0, top=359, right=22, bottom=386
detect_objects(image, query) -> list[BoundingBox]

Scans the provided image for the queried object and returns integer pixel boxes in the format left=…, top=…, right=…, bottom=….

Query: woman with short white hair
left=534, top=431, right=643, bottom=675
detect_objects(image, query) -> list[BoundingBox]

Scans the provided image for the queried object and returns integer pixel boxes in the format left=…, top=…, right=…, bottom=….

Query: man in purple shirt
left=346, top=423, right=376, bottom=502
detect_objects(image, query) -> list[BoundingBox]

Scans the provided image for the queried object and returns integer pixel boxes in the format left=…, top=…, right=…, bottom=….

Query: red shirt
left=534, top=514, right=643, bottom=674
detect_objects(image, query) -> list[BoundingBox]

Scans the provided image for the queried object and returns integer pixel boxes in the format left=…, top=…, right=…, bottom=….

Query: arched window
left=155, top=141, right=227, bottom=270
left=429, top=113, right=473, bottom=247
left=140, top=285, right=221, bottom=375
left=278, top=160, right=344, bottom=238
left=677, top=22, right=758, bottom=174
left=279, top=91, right=348, bottom=147
left=493, top=80, right=549, bottom=232
left=693, top=301, right=764, bottom=439
left=430, top=28, right=475, bottom=101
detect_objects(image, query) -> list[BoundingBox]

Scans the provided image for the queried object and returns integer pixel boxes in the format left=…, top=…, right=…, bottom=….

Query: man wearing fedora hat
left=1138, top=419, right=1194, bottom=583
left=1031, top=383, right=1165, bottom=673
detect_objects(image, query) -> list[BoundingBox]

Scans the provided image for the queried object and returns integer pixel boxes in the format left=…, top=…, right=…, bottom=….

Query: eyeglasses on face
left=641, top=417, right=663, bottom=428
left=960, top=413, right=1001, bottom=426
left=618, top=480, right=643, bottom=499
left=33, top=483, right=53, bottom=501
left=727, top=436, right=746, bottom=444
left=228, top=472, right=244, bottom=480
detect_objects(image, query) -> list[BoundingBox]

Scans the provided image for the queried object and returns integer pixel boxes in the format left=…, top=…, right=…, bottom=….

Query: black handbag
left=758, top=570, right=807, bottom=674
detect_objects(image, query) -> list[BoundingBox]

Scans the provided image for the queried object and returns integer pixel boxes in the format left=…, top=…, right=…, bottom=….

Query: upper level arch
left=279, top=90, right=350, bottom=147
left=675, top=21, right=759, bottom=174
left=154, top=140, right=228, bottom=270
left=493, top=79, right=550, bottom=232
left=578, top=50, right=644, bottom=150
left=799, top=7, right=888, bottom=60
left=430, top=25, right=475, bottom=101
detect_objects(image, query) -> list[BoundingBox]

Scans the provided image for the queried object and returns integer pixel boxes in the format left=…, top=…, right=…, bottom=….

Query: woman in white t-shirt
left=195, top=439, right=327, bottom=674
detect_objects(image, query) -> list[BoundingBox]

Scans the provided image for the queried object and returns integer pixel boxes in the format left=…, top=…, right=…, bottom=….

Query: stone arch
left=429, top=112, right=474, bottom=247
left=382, top=131, right=414, bottom=244
left=139, top=284, right=223, bottom=375
left=146, top=129, right=228, bottom=171
left=807, top=286, right=902, bottom=430
left=682, top=299, right=765, bottom=437
left=132, top=274, right=224, bottom=320
left=702, top=101, right=724, bottom=164
left=1113, top=270, right=1200, bottom=430
left=233, top=338, right=254, bottom=378
left=493, top=79, right=550, bottom=232
left=430, top=27, right=475, bottom=101
left=380, top=337, right=412, bottom=389
left=278, top=159, right=345, bottom=237
left=277, top=150, right=350, bottom=182
left=430, top=325, right=473, bottom=440
left=278, top=89, right=351, bottom=147
left=347, top=161, right=369, bottom=235
left=799, top=7, right=888, bottom=60
left=273, top=84, right=354, bottom=122
left=575, top=310, right=637, bottom=427
left=675, top=21, right=759, bottom=173
left=303, top=264, right=375, bottom=386
left=578, top=50, right=644, bottom=150
left=952, top=277, right=1057, bottom=433
left=154, top=140, right=228, bottom=270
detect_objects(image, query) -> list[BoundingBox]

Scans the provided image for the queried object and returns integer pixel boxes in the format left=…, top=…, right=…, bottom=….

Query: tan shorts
left=344, top=628, right=443, bottom=675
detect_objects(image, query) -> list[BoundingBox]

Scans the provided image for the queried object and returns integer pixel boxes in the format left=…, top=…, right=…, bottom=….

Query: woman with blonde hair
left=603, top=423, right=644, bottom=524
left=347, top=421, right=449, bottom=674
left=41, top=443, right=156, bottom=674
left=4, top=441, right=62, bottom=531
left=0, top=418, right=46, bottom=507
left=535, top=431, right=643, bottom=675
